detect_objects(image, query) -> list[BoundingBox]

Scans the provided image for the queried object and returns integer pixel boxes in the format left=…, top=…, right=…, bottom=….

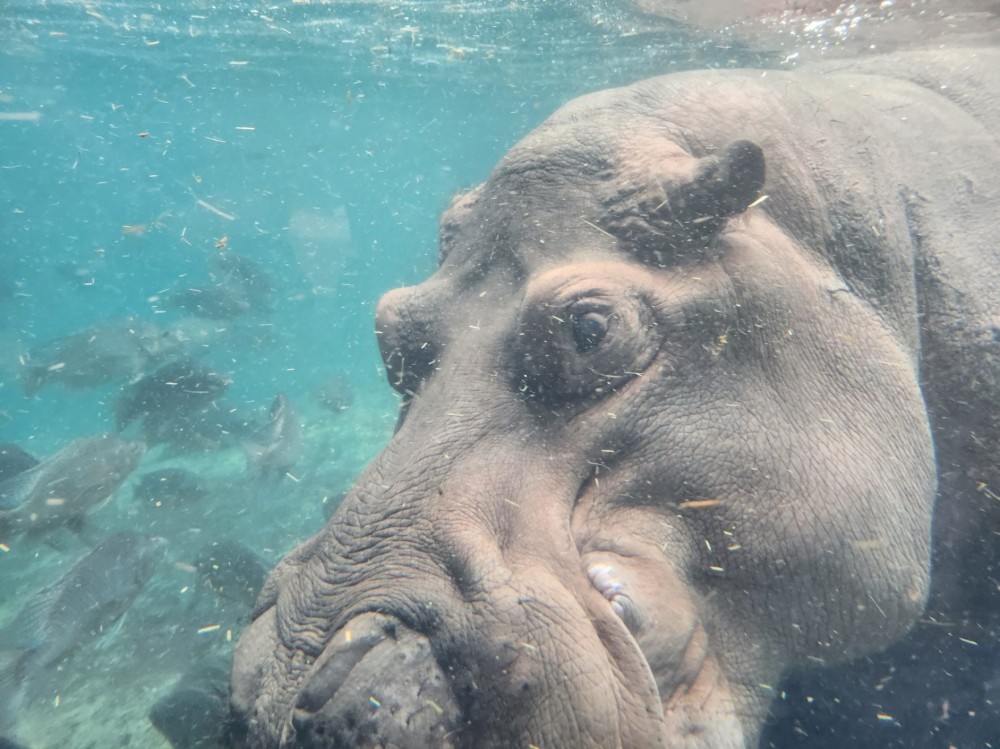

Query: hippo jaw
left=232, top=396, right=767, bottom=749
left=278, top=563, right=750, bottom=749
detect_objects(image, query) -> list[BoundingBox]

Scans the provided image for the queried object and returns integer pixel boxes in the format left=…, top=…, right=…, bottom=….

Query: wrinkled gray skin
left=231, top=49, right=1000, bottom=748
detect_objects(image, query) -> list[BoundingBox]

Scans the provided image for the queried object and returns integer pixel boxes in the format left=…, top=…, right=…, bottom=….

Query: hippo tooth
left=587, top=564, right=635, bottom=626
left=609, top=597, right=626, bottom=618
left=587, top=563, right=625, bottom=604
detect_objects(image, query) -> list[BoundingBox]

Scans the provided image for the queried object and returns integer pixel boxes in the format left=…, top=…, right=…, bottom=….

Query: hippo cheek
left=582, top=552, right=746, bottom=746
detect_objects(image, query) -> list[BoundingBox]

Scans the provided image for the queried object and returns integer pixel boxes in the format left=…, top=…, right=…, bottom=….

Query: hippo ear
left=684, top=140, right=766, bottom=222
left=601, top=139, right=766, bottom=265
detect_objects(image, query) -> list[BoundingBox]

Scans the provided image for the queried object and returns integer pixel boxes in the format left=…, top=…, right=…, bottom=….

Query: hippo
left=230, top=48, right=999, bottom=748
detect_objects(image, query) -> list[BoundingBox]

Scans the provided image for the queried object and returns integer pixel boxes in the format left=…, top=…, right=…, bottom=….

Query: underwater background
left=1, top=2, right=997, bottom=748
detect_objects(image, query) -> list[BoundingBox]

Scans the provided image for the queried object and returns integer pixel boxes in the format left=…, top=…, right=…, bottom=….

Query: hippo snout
left=284, top=612, right=460, bottom=749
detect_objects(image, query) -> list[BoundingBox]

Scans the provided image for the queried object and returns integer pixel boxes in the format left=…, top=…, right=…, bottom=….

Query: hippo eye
left=514, top=273, right=661, bottom=402
left=571, top=311, right=608, bottom=353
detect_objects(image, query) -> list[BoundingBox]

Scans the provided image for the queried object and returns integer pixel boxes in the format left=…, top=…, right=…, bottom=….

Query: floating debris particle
left=196, top=199, right=235, bottom=221
left=0, top=112, right=42, bottom=122
left=851, top=538, right=884, bottom=550
left=677, top=498, right=722, bottom=510
left=197, top=623, right=221, bottom=634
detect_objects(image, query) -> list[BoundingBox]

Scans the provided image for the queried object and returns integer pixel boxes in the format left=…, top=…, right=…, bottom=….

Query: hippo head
left=231, top=87, right=936, bottom=748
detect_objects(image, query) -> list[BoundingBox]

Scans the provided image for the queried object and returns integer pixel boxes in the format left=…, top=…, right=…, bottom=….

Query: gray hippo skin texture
left=230, top=48, right=999, bottom=748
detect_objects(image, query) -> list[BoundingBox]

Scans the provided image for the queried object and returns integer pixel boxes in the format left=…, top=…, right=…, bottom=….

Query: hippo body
left=231, top=49, right=1000, bottom=748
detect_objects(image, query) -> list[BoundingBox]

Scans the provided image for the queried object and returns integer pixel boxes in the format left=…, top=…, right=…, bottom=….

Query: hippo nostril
left=290, top=706, right=316, bottom=737
left=294, top=613, right=392, bottom=714
left=284, top=613, right=461, bottom=748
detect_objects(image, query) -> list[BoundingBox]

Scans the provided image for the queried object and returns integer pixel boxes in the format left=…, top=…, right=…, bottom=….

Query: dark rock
left=149, top=657, right=229, bottom=749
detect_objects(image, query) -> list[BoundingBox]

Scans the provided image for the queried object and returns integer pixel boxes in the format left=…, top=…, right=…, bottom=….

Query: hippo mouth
left=580, top=550, right=748, bottom=748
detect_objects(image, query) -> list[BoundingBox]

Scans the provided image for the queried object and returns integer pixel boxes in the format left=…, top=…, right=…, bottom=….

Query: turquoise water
left=0, top=1, right=752, bottom=449
left=2, top=2, right=995, bottom=748
left=0, top=4, right=758, bottom=746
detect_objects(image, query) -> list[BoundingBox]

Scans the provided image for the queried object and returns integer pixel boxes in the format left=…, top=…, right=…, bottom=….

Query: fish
left=114, top=359, right=230, bottom=431
left=53, top=258, right=107, bottom=287
left=0, top=532, right=165, bottom=729
left=19, top=317, right=184, bottom=397
left=195, top=539, right=267, bottom=609
left=166, top=284, right=253, bottom=320
left=0, top=435, right=145, bottom=540
left=136, top=403, right=241, bottom=454
left=165, top=252, right=273, bottom=320
left=0, top=274, right=17, bottom=304
left=314, top=373, right=355, bottom=414
left=133, top=468, right=209, bottom=510
left=0, top=445, right=38, bottom=483
left=289, top=205, right=356, bottom=296
left=210, top=252, right=273, bottom=307
left=241, top=394, right=301, bottom=479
